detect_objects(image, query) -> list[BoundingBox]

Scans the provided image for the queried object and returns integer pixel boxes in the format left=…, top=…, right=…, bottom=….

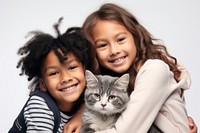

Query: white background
left=0, top=0, right=199, bottom=132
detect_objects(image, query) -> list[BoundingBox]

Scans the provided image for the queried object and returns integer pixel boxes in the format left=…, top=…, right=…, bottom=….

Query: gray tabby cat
left=81, top=70, right=130, bottom=133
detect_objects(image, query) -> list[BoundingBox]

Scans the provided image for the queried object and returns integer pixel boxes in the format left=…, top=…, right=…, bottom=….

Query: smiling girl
left=9, top=21, right=91, bottom=132
left=81, top=3, right=197, bottom=133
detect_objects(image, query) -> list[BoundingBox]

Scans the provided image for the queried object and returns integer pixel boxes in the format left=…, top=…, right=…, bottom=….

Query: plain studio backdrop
left=0, top=0, right=199, bottom=132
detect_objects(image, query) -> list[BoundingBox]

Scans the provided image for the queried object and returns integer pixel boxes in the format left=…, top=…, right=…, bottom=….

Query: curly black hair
left=17, top=19, right=92, bottom=94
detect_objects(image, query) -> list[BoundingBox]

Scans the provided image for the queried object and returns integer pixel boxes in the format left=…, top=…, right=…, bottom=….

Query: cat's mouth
left=59, top=84, right=78, bottom=92
left=100, top=107, right=108, bottom=111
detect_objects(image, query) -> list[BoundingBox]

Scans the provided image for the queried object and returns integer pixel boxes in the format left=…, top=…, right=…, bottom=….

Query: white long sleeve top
left=96, top=59, right=190, bottom=133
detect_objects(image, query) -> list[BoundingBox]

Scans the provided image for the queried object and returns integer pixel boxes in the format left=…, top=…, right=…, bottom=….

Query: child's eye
left=117, top=37, right=125, bottom=43
left=96, top=43, right=107, bottom=49
left=48, top=71, right=59, bottom=76
left=68, top=65, right=78, bottom=70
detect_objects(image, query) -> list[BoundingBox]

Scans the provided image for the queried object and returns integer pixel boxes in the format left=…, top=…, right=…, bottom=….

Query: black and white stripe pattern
left=24, top=95, right=72, bottom=133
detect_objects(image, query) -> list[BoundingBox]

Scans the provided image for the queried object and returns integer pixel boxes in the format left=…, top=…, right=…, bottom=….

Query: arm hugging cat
left=81, top=70, right=130, bottom=133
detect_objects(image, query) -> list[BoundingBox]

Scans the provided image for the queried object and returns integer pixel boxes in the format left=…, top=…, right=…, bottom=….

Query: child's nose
left=109, top=43, right=120, bottom=56
left=60, top=72, right=73, bottom=84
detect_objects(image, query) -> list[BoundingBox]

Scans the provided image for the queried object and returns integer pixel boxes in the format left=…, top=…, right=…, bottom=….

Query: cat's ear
left=114, top=74, right=129, bottom=88
left=85, top=70, right=98, bottom=87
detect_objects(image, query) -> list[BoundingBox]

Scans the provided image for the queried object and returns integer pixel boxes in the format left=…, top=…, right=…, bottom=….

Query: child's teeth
left=114, top=57, right=124, bottom=63
left=63, top=86, right=75, bottom=91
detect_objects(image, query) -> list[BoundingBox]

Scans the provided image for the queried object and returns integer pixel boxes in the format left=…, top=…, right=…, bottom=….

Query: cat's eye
left=108, top=95, right=116, bottom=101
left=93, top=93, right=100, bottom=100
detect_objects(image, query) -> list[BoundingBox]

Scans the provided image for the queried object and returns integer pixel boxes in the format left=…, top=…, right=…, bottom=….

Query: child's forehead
left=63, top=52, right=80, bottom=63
left=47, top=50, right=79, bottom=62
left=55, top=48, right=80, bottom=60
left=43, top=51, right=81, bottom=68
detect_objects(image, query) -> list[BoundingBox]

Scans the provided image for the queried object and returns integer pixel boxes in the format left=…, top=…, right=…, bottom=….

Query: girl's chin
left=110, top=67, right=128, bottom=74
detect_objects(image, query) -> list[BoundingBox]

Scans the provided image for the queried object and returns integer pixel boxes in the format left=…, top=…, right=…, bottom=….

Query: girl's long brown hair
left=82, top=3, right=181, bottom=95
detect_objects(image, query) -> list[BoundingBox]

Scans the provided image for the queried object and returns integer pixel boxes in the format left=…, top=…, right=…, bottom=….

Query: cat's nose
left=101, top=103, right=106, bottom=107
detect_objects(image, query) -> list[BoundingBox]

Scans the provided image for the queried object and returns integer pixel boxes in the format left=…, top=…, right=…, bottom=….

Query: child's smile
left=41, top=51, right=86, bottom=112
left=93, top=20, right=136, bottom=74
left=108, top=55, right=127, bottom=66
left=59, top=84, right=77, bottom=92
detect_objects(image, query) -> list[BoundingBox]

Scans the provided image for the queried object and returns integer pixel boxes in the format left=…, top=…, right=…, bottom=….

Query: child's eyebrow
left=115, top=32, right=127, bottom=37
left=64, top=58, right=80, bottom=64
left=43, top=59, right=80, bottom=73
left=94, top=32, right=127, bottom=43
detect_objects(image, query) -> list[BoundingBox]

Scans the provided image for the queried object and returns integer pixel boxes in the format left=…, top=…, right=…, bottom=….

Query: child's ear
left=39, top=79, right=47, bottom=92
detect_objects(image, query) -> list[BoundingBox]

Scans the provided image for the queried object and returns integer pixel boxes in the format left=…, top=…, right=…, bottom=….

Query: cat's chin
left=97, top=109, right=114, bottom=116
left=98, top=110, right=108, bottom=114
left=88, top=108, right=111, bottom=115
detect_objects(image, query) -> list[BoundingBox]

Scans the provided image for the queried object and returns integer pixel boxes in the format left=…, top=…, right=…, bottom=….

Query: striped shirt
left=24, top=95, right=72, bottom=133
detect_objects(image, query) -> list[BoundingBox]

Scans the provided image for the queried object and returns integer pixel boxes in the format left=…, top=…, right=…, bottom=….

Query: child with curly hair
left=9, top=19, right=91, bottom=133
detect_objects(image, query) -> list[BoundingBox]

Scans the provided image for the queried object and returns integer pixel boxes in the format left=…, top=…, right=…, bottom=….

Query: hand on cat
left=62, top=113, right=197, bottom=133
left=63, top=123, right=80, bottom=133
left=188, top=116, right=198, bottom=133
